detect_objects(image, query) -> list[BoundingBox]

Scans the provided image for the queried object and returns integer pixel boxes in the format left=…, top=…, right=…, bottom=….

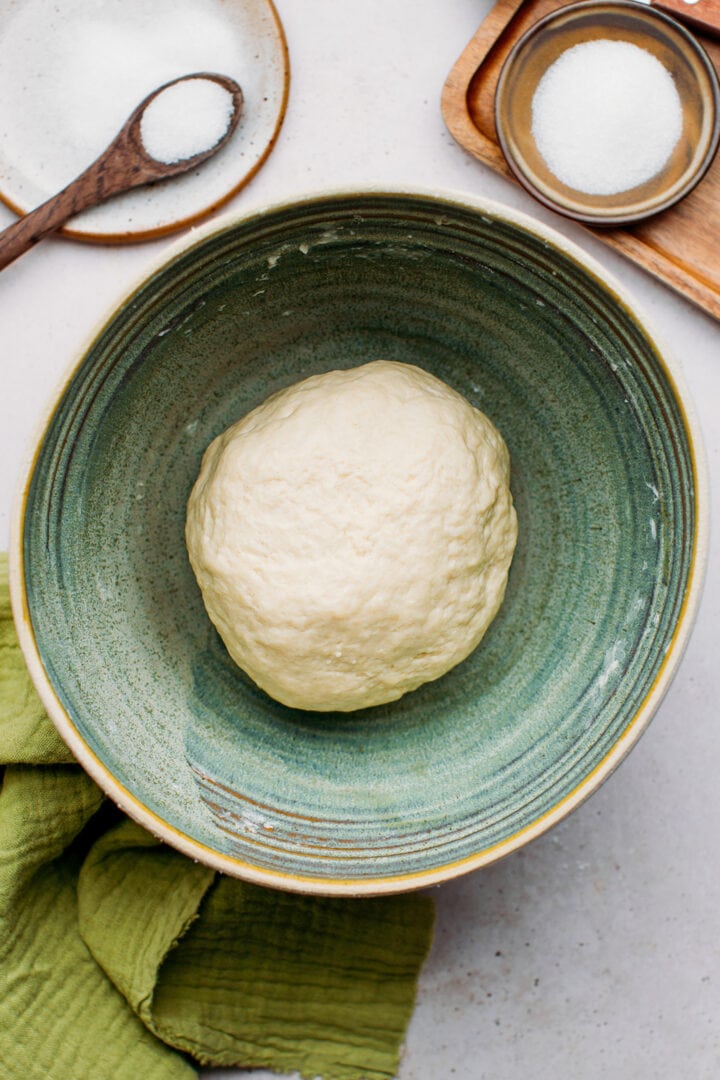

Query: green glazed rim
left=10, top=188, right=709, bottom=895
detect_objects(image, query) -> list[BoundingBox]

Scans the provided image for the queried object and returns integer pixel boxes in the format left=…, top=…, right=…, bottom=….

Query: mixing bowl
left=11, top=189, right=707, bottom=895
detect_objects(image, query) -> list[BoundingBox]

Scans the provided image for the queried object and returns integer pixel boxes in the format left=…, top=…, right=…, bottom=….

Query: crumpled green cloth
left=0, top=554, right=434, bottom=1080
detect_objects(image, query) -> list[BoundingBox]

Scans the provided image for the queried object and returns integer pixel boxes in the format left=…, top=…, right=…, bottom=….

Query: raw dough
left=186, top=360, right=517, bottom=711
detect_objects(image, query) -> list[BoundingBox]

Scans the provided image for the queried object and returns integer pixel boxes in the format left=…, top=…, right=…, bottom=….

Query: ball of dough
left=186, top=360, right=517, bottom=712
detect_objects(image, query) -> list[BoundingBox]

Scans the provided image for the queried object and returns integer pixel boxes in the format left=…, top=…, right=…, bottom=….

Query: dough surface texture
left=186, top=360, right=517, bottom=711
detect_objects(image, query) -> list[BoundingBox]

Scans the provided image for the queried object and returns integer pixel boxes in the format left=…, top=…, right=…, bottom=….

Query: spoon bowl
left=120, top=73, right=243, bottom=178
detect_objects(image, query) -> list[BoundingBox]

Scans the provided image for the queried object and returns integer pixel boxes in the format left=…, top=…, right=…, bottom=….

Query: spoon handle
left=0, top=179, right=98, bottom=271
left=0, top=142, right=158, bottom=272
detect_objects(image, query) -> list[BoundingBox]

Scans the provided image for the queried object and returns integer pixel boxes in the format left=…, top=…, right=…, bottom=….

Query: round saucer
left=0, top=0, right=289, bottom=241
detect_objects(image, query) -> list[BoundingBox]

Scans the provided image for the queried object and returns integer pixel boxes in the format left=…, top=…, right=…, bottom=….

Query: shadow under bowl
left=495, top=0, right=720, bottom=225
left=12, top=189, right=707, bottom=894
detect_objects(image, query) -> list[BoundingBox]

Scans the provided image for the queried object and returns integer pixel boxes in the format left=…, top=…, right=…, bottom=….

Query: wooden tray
left=442, top=0, right=720, bottom=319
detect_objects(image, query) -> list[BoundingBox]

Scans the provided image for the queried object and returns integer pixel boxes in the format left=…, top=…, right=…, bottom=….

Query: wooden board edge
left=602, top=231, right=720, bottom=319
left=441, top=0, right=523, bottom=173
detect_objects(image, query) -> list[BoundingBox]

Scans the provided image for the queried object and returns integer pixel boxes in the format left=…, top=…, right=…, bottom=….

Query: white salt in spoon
left=0, top=72, right=243, bottom=271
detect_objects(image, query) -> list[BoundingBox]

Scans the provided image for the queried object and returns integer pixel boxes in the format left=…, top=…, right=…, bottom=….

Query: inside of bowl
left=22, top=193, right=698, bottom=888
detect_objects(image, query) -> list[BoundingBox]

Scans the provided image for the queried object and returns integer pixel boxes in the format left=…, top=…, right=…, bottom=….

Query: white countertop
left=2, top=2, right=719, bottom=1077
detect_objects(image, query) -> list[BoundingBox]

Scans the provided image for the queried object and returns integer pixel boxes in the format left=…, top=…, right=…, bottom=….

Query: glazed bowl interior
left=15, top=191, right=703, bottom=894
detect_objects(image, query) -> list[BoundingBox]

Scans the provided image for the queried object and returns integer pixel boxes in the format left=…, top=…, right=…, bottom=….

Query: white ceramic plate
left=0, top=0, right=289, bottom=241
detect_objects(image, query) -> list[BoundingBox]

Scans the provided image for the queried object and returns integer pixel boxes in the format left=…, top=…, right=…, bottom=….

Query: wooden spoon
left=0, top=72, right=243, bottom=271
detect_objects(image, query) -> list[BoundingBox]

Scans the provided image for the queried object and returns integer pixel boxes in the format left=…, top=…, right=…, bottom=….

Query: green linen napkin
left=0, top=554, right=434, bottom=1080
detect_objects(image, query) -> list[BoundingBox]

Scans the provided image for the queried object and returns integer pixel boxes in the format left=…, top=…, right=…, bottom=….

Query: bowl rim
left=493, top=0, right=720, bottom=226
left=9, top=185, right=710, bottom=896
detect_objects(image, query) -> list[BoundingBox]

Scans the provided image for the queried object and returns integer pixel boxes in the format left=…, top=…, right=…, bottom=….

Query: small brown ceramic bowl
left=495, top=0, right=720, bottom=225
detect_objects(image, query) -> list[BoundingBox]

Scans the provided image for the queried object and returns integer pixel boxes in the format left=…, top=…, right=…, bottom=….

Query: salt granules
left=531, top=39, right=684, bottom=195
left=140, top=78, right=235, bottom=163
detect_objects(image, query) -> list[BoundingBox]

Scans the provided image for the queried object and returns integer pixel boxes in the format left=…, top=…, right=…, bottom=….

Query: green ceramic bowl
left=11, top=190, right=707, bottom=895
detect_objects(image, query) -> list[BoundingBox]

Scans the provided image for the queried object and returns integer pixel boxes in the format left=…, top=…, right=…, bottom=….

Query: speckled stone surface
left=17, top=192, right=702, bottom=892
